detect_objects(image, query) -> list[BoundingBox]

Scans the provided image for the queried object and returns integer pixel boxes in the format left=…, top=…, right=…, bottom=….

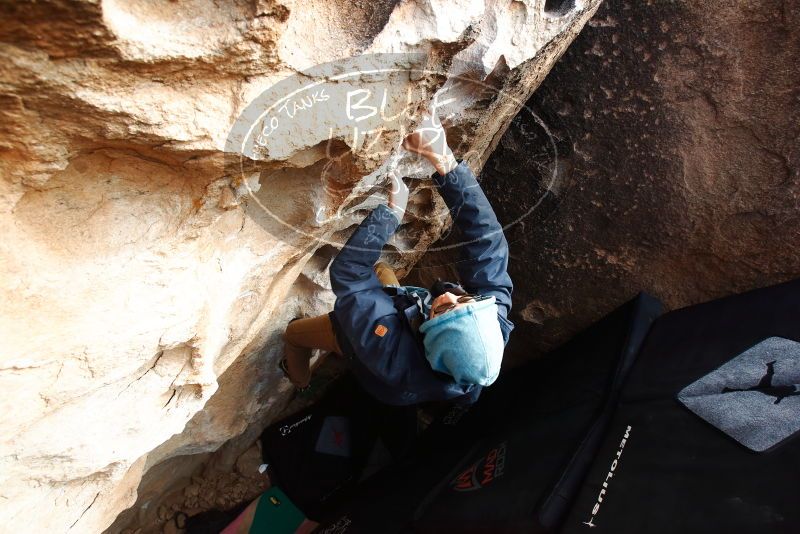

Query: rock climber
left=280, top=114, right=514, bottom=405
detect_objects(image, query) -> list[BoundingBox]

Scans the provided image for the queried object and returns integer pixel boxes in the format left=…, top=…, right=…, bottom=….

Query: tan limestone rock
left=0, top=1, right=600, bottom=531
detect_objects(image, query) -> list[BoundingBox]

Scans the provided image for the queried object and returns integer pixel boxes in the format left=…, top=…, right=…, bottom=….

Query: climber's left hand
left=387, top=169, right=409, bottom=222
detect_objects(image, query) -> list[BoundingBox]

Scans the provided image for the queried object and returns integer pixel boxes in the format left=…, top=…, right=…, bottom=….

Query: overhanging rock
left=0, top=1, right=600, bottom=531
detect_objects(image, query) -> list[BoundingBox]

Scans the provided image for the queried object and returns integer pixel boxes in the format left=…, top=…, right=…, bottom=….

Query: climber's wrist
left=429, top=147, right=458, bottom=175
left=387, top=172, right=409, bottom=222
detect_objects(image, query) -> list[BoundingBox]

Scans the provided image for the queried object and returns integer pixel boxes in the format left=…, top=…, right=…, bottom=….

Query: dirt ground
left=119, top=355, right=347, bottom=534
left=126, top=442, right=270, bottom=534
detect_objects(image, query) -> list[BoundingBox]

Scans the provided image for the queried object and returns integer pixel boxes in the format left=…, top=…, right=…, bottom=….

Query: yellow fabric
left=284, top=314, right=341, bottom=355
left=374, top=261, right=400, bottom=286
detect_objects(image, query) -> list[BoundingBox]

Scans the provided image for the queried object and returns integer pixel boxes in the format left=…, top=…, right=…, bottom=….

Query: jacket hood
left=418, top=296, right=505, bottom=386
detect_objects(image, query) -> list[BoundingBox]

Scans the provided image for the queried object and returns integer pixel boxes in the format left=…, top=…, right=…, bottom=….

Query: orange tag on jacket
left=374, top=324, right=388, bottom=337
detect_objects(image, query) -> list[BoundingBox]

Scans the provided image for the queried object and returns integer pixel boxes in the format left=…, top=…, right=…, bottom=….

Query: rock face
left=480, top=0, right=800, bottom=359
left=0, top=1, right=600, bottom=531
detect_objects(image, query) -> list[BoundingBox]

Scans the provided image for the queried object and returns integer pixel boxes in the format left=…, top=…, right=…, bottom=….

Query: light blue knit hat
left=418, top=296, right=505, bottom=386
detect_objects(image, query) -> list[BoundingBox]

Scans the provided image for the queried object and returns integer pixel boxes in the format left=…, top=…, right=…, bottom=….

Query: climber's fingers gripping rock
left=402, top=113, right=458, bottom=176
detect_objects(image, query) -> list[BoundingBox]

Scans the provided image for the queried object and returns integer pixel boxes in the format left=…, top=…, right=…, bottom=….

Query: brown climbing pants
left=373, top=261, right=400, bottom=286
left=282, top=262, right=400, bottom=385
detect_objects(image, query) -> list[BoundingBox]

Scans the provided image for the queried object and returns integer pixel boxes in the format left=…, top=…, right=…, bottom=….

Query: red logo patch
left=450, top=442, right=507, bottom=492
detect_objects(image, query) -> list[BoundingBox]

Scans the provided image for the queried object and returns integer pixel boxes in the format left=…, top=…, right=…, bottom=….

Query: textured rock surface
left=482, top=0, right=800, bottom=359
left=0, top=1, right=600, bottom=531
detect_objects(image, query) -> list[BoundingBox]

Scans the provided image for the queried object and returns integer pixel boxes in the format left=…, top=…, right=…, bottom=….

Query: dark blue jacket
left=329, top=160, right=514, bottom=405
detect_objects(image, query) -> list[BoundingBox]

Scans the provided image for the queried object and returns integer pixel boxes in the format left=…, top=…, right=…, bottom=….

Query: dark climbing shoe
left=279, top=358, right=311, bottom=393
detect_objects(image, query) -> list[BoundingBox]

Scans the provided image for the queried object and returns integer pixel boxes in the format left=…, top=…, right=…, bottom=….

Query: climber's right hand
left=402, top=113, right=458, bottom=176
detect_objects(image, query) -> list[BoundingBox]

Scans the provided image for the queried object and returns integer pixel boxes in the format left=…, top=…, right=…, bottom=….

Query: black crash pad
left=316, top=293, right=663, bottom=533
left=260, top=375, right=417, bottom=521
left=561, top=278, right=800, bottom=534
